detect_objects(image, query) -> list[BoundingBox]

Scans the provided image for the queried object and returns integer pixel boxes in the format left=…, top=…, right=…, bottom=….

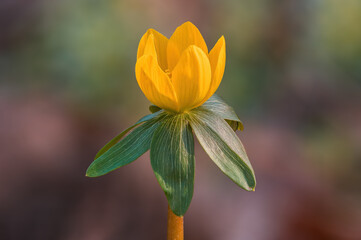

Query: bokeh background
left=1, top=0, right=361, bottom=239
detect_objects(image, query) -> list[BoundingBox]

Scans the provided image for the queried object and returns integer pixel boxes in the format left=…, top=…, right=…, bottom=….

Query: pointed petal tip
left=138, top=28, right=169, bottom=70
left=167, top=21, right=208, bottom=70
left=148, top=32, right=155, bottom=39
left=187, top=44, right=202, bottom=52
left=202, top=34, right=226, bottom=101
left=182, top=21, right=195, bottom=27
left=144, top=28, right=166, bottom=39
left=219, top=36, right=226, bottom=48
left=216, top=35, right=226, bottom=48
left=210, top=35, right=225, bottom=53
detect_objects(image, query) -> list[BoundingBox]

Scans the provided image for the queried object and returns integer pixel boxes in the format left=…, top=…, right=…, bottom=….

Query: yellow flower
left=135, top=21, right=226, bottom=113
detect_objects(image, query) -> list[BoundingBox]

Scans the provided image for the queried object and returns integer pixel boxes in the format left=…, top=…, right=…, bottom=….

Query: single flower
left=136, top=21, right=226, bottom=113
left=87, top=22, right=256, bottom=218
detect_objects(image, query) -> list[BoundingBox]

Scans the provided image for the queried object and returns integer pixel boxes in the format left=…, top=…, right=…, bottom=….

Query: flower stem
left=167, top=205, right=184, bottom=240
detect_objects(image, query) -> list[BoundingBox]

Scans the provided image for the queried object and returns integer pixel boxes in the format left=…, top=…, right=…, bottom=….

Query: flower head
left=136, top=22, right=226, bottom=113
left=87, top=22, right=255, bottom=219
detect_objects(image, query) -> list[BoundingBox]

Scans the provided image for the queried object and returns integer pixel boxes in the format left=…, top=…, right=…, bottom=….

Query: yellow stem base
left=167, top=205, right=184, bottom=240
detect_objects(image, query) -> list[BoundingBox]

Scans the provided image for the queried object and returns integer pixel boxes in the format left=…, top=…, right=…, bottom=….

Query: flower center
left=165, top=69, right=172, bottom=78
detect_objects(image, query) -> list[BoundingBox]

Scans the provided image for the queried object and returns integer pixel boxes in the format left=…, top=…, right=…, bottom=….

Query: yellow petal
left=167, top=22, right=208, bottom=71
left=137, top=29, right=168, bottom=70
left=142, top=34, right=157, bottom=60
left=203, top=36, right=226, bottom=101
left=135, top=55, right=179, bottom=112
left=171, top=45, right=211, bottom=112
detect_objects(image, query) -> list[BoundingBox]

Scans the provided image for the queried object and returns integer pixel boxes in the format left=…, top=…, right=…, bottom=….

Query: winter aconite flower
left=136, top=22, right=226, bottom=113
left=87, top=22, right=256, bottom=220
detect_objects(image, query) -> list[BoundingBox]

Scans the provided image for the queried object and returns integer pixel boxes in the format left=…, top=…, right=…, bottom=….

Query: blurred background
left=1, top=0, right=361, bottom=239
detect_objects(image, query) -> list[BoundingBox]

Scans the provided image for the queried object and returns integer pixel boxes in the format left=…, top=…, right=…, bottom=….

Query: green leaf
left=94, top=110, right=162, bottom=160
left=188, top=108, right=256, bottom=191
left=202, top=94, right=244, bottom=131
left=86, top=117, right=161, bottom=177
left=150, top=114, right=194, bottom=216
